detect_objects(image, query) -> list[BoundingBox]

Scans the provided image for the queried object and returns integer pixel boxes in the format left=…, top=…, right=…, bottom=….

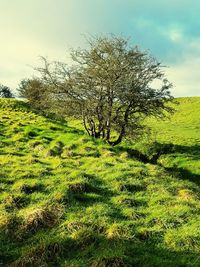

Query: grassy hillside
left=148, top=97, right=200, bottom=145
left=137, top=96, right=200, bottom=180
left=0, top=97, right=200, bottom=267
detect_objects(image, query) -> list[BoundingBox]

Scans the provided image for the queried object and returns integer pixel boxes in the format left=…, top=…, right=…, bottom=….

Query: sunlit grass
left=0, top=97, right=200, bottom=266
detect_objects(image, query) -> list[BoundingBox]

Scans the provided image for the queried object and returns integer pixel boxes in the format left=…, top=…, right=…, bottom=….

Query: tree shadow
left=111, top=142, right=200, bottom=188
left=111, top=145, right=152, bottom=163
left=112, top=142, right=200, bottom=163
left=164, top=166, right=200, bottom=186
left=152, top=143, right=200, bottom=186
left=124, top=240, right=200, bottom=267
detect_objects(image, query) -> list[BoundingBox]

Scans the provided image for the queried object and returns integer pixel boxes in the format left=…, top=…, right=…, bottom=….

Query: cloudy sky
left=0, top=0, right=200, bottom=97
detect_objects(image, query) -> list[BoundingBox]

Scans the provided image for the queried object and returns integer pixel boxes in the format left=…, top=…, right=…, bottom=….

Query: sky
left=0, top=0, right=200, bottom=97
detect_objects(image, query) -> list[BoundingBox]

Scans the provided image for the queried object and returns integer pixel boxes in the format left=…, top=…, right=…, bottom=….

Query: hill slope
left=0, top=97, right=200, bottom=267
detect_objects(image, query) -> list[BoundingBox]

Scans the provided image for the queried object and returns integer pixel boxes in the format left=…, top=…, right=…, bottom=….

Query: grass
left=0, top=97, right=200, bottom=266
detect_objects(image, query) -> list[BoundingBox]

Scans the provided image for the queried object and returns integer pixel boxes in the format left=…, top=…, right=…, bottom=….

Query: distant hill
left=147, top=96, right=200, bottom=145
left=0, top=97, right=200, bottom=267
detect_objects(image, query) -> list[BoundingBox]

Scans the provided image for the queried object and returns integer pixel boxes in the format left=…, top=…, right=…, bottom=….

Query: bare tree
left=35, top=36, right=174, bottom=145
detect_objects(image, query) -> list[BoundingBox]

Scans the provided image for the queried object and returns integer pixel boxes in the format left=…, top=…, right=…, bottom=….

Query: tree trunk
left=106, top=125, right=111, bottom=141
left=105, top=88, right=113, bottom=141
left=108, top=105, right=130, bottom=146
left=108, top=125, right=125, bottom=146
left=82, top=114, right=91, bottom=136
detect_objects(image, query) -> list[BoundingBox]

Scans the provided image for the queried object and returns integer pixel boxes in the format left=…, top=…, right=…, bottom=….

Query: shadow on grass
left=164, top=166, right=200, bottom=186
left=61, top=235, right=200, bottom=267
left=125, top=240, right=200, bottom=267
left=112, top=142, right=200, bottom=164
left=2, top=233, right=200, bottom=267
left=111, top=142, right=200, bottom=189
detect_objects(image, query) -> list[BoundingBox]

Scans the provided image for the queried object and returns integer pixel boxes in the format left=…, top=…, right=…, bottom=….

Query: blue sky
left=0, top=0, right=200, bottom=96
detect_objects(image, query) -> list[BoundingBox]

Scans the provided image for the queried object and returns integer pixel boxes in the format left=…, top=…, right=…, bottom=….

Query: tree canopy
left=18, top=78, right=50, bottom=111
left=21, top=36, right=174, bottom=145
left=0, top=84, right=14, bottom=98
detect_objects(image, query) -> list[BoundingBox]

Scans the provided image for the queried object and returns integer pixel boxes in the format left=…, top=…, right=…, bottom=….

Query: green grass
left=135, top=97, right=200, bottom=179
left=0, top=97, right=200, bottom=267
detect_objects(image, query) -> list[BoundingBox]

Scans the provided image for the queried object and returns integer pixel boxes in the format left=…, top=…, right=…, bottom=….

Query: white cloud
left=166, top=55, right=200, bottom=97
left=168, top=29, right=183, bottom=43
left=164, top=36, right=200, bottom=97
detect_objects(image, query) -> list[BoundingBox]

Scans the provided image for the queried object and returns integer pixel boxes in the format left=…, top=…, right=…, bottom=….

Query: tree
left=17, top=78, right=52, bottom=111
left=0, top=84, right=14, bottom=98
left=36, top=36, right=174, bottom=145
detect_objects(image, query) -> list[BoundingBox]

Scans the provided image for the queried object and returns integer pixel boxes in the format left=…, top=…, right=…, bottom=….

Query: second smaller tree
left=0, top=84, right=14, bottom=98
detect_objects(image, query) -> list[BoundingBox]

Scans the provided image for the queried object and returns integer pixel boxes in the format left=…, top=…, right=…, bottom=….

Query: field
left=0, top=97, right=200, bottom=267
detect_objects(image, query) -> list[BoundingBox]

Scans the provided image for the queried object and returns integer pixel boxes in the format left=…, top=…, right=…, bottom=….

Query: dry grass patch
left=24, top=205, right=63, bottom=232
